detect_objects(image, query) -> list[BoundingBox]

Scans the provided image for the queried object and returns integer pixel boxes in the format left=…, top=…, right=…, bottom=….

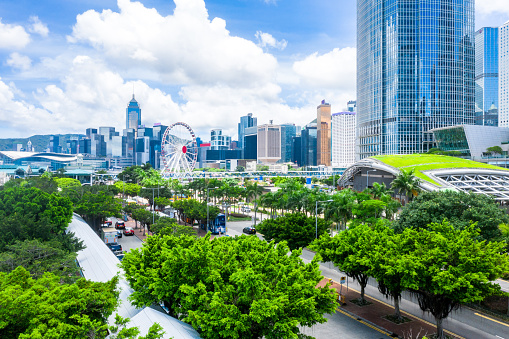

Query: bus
left=208, top=213, right=226, bottom=234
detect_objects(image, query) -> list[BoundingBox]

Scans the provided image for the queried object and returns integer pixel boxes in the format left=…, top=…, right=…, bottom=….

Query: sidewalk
left=318, top=278, right=463, bottom=339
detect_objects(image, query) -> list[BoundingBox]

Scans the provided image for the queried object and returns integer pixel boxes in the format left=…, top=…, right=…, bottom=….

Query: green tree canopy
left=74, top=191, right=122, bottom=230
left=404, top=221, right=509, bottom=338
left=150, top=217, right=196, bottom=237
left=0, top=266, right=119, bottom=339
left=121, top=234, right=337, bottom=339
left=256, top=213, right=331, bottom=250
left=55, top=177, right=82, bottom=189
left=394, top=190, right=508, bottom=241
left=0, top=186, right=73, bottom=250
left=487, top=145, right=503, bottom=155
left=390, top=169, right=422, bottom=202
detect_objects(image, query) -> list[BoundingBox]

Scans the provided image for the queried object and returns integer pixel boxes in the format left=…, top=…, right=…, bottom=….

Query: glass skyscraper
left=238, top=113, right=257, bottom=149
left=357, top=0, right=475, bottom=159
left=475, top=27, right=499, bottom=126
left=126, top=95, right=141, bottom=131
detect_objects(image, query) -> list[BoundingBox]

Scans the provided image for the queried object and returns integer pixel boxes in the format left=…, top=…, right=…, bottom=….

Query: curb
left=336, top=307, right=397, bottom=338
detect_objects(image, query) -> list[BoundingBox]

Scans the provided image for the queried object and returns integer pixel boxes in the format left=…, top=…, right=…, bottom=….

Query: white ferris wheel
left=160, top=122, right=198, bottom=178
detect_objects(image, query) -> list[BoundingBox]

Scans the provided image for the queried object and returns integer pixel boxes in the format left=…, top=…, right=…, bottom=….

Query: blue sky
left=0, top=0, right=507, bottom=140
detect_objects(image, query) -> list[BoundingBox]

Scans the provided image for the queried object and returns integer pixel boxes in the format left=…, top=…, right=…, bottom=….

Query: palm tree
left=391, top=169, right=422, bottom=202
left=369, top=182, right=390, bottom=199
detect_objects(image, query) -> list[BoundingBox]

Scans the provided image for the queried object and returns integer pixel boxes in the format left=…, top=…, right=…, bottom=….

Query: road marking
left=336, top=309, right=392, bottom=337
left=475, top=313, right=509, bottom=328
left=325, top=281, right=465, bottom=339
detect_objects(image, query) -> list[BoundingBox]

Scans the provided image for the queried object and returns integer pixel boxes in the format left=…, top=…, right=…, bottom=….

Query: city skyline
left=0, top=0, right=508, bottom=140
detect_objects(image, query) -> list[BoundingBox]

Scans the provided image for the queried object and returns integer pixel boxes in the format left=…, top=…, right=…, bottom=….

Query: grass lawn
left=372, top=154, right=509, bottom=186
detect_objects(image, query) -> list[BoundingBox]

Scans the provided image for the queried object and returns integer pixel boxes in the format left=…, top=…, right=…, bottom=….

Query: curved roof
left=339, top=154, right=509, bottom=200
left=0, top=151, right=77, bottom=162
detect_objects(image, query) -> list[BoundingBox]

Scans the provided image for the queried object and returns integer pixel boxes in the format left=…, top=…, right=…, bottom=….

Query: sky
left=0, top=0, right=508, bottom=140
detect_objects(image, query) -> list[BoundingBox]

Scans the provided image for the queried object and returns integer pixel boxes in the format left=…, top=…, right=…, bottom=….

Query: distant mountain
left=0, top=134, right=85, bottom=152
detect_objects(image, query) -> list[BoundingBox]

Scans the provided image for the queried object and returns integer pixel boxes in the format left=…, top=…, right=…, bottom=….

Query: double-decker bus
left=208, top=213, right=226, bottom=234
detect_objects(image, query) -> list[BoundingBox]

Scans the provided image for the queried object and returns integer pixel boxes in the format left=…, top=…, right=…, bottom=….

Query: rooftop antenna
left=132, top=83, right=135, bottom=99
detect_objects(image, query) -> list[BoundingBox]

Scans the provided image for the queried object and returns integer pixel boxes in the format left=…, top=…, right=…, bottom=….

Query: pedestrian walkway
left=318, top=278, right=463, bottom=339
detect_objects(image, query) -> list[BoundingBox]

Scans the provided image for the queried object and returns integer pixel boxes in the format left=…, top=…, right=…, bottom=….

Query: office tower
left=500, top=21, right=509, bottom=126
left=126, top=95, right=141, bottom=131
left=291, top=135, right=302, bottom=167
left=281, top=123, right=298, bottom=163
left=238, top=113, right=257, bottom=149
left=317, top=100, right=331, bottom=166
left=244, top=126, right=258, bottom=160
left=332, top=112, right=356, bottom=168
left=475, top=27, right=499, bottom=126
left=301, top=121, right=317, bottom=167
left=66, top=138, right=79, bottom=154
left=122, top=128, right=135, bottom=160
left=49, top=135, right=60, bottom=153
left=210, top=129, right=231, bottom=150
left=357, top=0, right=475, bottom=159
left=347, top=100, right=357, bottom=112
left=257, top=123, right=281, bottom=163
left=26, top=140, right=33, bottom=152
left=86, top=128, right=97, bottom=139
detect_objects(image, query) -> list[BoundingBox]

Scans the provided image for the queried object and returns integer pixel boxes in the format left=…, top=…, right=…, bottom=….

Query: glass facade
left=238, top=113, right=257, bottom=149
left=281, top=124, right=298, bottom=163
left=432, top=126, right=470, bottom=156
left=357, top=0, right=475, bottom=159
left=126, top=95, right=141, bottom=130
left=475, top=27, right=499, bottom=126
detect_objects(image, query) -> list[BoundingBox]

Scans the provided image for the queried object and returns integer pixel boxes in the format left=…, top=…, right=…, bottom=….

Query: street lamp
left=141, top=186, right=163, bottom=234
left=315, top=199, right=333, bottom=239
left=366, top=169, right=376, bottom=189
left=207, top=187, right=219, bottom=232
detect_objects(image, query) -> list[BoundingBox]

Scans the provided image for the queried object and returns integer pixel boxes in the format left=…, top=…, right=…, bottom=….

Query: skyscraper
left=281, top=123, right=298, bottom=163
left=126, top=95, right=141, bottom=131
left=238, top=113, right=257, bottom=149
left=257, top=123, right=281, bottom=164
left=316, top=100, right=331, bottom=166
left=357, top=0, right=475, bottom=159
left=475, top=27, right=499, bottom=126
left=500, top=21, right=509, bottom=126
left=332, top=112, right=356, bottom=168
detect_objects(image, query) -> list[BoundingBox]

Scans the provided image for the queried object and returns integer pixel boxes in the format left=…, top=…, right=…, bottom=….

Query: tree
left=121, top=234, right=338, bottom=339
left=74, top=191, right=122, bottom=230
left=256, top=213, right=331, bottom=250
left=114, top=181, right=141, bottom=197
left=0, top=187, right=74, bottom=250
left=235, top=165, right=245, bottom=172
left=311, top=223, right=382, bottom=304
left=487, top=145, right=503, bottom=155
left=369, top=182, right=390, bottom=199
left=150, top=217, right=196, bottom=237
left=405, top=221, right=509, bottom=339
left=132, top=208, right=159, bottom=234
left=394, top=190, right=508, bottom=242
left=390, top=169, right=422, bottom=202
left=55, top=177, right=82, bottom=189
left=0, top=266, right=119, bottom=339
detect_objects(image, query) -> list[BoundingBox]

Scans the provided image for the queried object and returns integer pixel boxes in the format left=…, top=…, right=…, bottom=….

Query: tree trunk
left=394, top=296, right=401, bottom=320
left=436, top=317, right=444, bottom=339
left=360, top=284, right=365, bottom=302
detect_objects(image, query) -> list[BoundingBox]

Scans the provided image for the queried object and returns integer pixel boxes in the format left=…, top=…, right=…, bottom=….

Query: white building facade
left=332, top=112, right=356, bottom=168
left=257, top=123, right=281, bottom=163
left=500, top=21, right=509, bottom=126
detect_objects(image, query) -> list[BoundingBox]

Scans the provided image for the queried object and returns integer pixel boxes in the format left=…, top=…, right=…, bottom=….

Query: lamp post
left=366, top=169, right=376, bottom=189
left=141, top=187, right=162, bottom=234
left=207, top=187, right=219, bottom=232
left=315, top=199, right=333, bottom=239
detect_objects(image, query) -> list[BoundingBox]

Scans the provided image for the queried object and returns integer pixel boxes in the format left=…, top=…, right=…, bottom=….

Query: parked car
left=112, top=249, right=124, bottom=256
left=117, top=230, right=123, bottom=238
left=103, top=220, right=113, bottom=227
left=106, top=243, right=122, bottom=252
left=116, top=254, right=124, bottom=261
left=242, top=207, right=251, bottom=213
left=123, top=227, right=134, bottom=236
left=115, top=221, right=126, bottom=229
left=243, top=226, right=256, bottom=234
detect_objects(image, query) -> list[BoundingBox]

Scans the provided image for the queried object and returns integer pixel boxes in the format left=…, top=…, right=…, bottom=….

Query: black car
left=243, top=226, right=256, bottom=234
left=117, top=230, right=123, bottom=238
left=115, top=221, right=126, bottom=229
left=106, top=243, right=122, bottom=252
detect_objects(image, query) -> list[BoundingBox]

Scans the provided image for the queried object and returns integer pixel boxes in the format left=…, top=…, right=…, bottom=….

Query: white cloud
left=255, top=31, right=287, bottom=50
left=293, top=47, right=356, bottom=91
left=0, top=19, right=30, bottom=49
left=28, top=16, right=49, bottom=37
left=69, top=0, right=278, bottom=87
left=477, top=0, right=509, bottom=16
left=6, top=52, right=32, bottom=70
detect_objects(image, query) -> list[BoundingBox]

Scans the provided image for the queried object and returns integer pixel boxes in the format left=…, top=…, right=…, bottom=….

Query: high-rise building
left=210, top=129, right=231, bottom=150
left=500, top=21, right=509, bottom=126
left=291, top=135, right=302, bottom=167
left=357, top=0, right=475, bottom=159
left=26, top=140, right=33, bottom=152
left=126, top=95, right=141, bottom=131
left=257, top=123, right=281, bottom=163
left=317, top=100, right=331, bottom=166
left=332, top=112, right=356, bottom=168
left=244, top=126, right=257, bottom=160
left=475, top=27, right=499, bottom=126
left=301, top=121, right=317, bottom=167
left=49, top=135, right=60, bottom=153
left=281, top=123, right=298, bottom=163
left=238, top=113, right=257, bottom=149
left=347, top=100, right=357, bottom=112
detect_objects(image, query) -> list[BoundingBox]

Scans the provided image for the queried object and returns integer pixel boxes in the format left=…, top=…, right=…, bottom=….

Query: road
left=227, top=216, right=509, bottom=339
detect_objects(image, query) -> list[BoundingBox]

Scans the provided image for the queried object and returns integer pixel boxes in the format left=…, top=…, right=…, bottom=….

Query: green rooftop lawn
left=371, top=154, right=509, bottom=186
